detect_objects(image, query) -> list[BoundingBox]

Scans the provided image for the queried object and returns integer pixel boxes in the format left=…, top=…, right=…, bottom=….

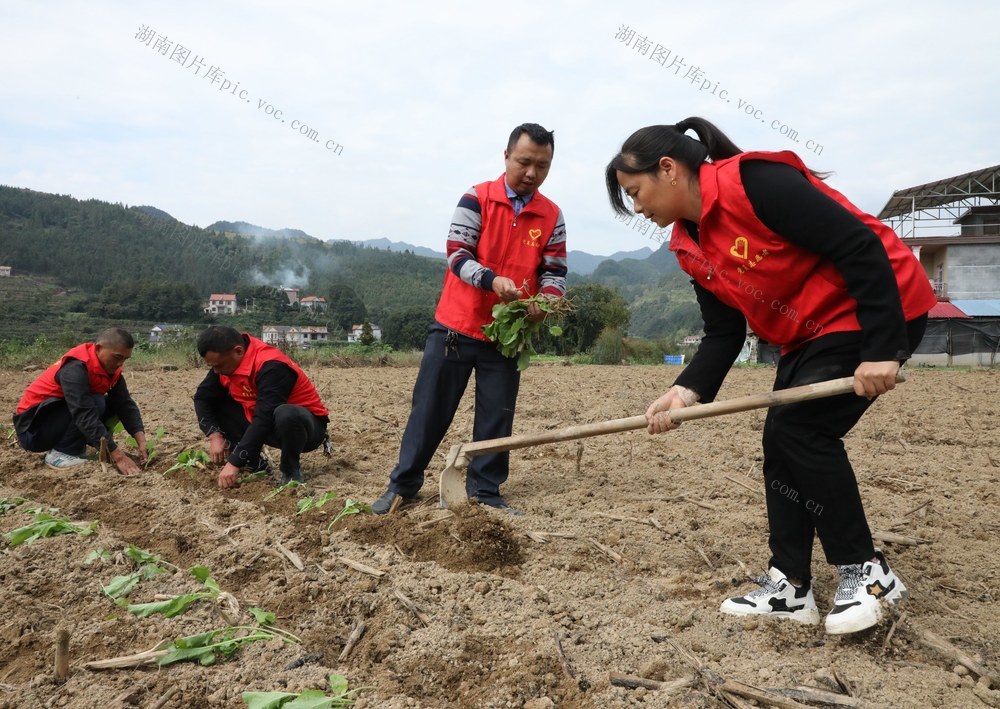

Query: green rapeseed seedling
left=249, top=607, right=277, bottom=625
left=296, top=490, right=338, bottom=516
left=264, top=480, right=304, bottom=501
left=242, top=673, right=369, bottom=708
left=113, top=423, right=164, bottom=468
left=158, top=622, right=300, bottom=668
left=4, top=512, right=97, bottom=547
left=328, top=499, right=371, bottom=529
left=84, top=548, right=111, bottom=564
left=101, top=544, right=180, bottom=600
left=126, top=565, right=220, bottom=618
left=0, top=497, right=27, bottom=514
left=164, top=449, right=211, bottom=478
left=481, top=293, right=572, bottom=371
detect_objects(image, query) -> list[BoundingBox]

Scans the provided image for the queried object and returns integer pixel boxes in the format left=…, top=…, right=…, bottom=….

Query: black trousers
left=388, top=323, right=520, bottom=505
left=17, top=395, right=113, bottom=456
left=205, top=397, right=327, bottom=475
left=763, top=317, right=927, bottom=582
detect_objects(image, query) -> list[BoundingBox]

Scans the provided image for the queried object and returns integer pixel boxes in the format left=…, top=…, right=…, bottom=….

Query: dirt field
left=1, top=363, right=998, bottom=708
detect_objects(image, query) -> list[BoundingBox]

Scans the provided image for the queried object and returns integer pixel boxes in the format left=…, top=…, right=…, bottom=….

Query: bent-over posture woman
left=605, top=117, right=935, bottom=635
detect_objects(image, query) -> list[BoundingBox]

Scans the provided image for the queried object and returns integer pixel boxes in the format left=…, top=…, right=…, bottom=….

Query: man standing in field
left=13, top=327, right=146, bottom=475
left=371, top=123, right=568, bottom=516
left=193, top=325, right=329, bottom=489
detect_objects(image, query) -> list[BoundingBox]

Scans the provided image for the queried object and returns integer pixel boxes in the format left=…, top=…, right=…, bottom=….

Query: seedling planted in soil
left=126, top=564, right=220, bottom=618
left=100, top=544, right=181, bottom=600
left=242, top=673, right=369, bottom=708
left=158, top=622, right=300, bottom=667
left=296, top=490, right=338, bottom=515
left=0, top=496, right=27, bottom=514
left=264, top=480, right=304, bottom=501
left=112, top=422, right=165, bottom=468
left=164, top=449, right=211, bottom=478
left=84, top=548, right=111, bottom=564
left=328, top=499, right=371, bottom=529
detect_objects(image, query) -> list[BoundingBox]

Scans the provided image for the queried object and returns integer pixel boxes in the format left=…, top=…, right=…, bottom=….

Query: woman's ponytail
left=605, top=117, right=742, bottom=215
left=674, top=117, right=742, bottom=162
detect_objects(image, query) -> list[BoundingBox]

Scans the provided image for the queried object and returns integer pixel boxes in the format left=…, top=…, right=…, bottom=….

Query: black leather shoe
left=371, top=488, right=418, bottom=515
left=280, top=468, right=304, bottom=485
left=478, top=498, right=524, bottom=516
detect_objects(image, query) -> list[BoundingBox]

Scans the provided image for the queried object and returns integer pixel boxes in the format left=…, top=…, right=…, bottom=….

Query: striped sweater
left=446, top=186, right=567, bottom=296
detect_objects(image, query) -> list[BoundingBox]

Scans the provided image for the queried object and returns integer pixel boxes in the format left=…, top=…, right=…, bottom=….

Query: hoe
left=439, top=374, right=904, bottom=509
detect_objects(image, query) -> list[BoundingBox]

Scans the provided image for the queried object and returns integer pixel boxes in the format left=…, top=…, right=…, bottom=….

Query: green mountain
left=572, top=242, right=703, bottom=338
left=0, top=184, right=701, bottom=346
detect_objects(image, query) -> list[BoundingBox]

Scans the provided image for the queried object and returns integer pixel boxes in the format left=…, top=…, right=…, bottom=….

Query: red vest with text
left=669, top=151, right=936, bottom=353
left=16, top=343, right=122, bottom=414
left=220, top=335, right=328, bottom=421
left=434, top=175, right=561, bottom=341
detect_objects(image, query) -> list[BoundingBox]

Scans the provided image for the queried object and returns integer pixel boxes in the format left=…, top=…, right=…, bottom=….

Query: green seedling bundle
left=481, top=293, right=571, bottom=371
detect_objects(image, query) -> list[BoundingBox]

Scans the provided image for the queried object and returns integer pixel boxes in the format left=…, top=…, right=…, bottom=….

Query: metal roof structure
left=927, top=301, right=971, bottom=319
left=950, top=299, right=1000, bottom=317
left=878, top=164, right=1000, bottom=238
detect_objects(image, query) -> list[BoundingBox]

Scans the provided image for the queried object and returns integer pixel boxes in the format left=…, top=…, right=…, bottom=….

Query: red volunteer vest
left=219, top=335, right=328, bottom=422
left=16, top=343, right=122, bottom=414
left=434, top=175, right=561, bottom=341
left=669, top=151, right=936, bottom=352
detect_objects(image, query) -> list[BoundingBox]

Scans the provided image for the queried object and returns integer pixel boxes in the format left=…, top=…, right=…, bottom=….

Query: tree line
left=0, top=185, right=701, bottom=354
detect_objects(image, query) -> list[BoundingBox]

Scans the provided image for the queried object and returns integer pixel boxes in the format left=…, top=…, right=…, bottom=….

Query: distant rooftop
left=878, top=164, right=1000, bottom=221
left=928, top=301, right=971, bottom=319
left=950, top=299, right=1000, bottom=317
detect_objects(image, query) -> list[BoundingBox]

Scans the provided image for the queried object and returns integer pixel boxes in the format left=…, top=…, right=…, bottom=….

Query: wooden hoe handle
left=457, top=374, right=899, bottom=459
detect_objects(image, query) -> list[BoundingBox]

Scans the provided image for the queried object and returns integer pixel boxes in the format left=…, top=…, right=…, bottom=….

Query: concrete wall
left=948, top=244, right=1000, bottom=299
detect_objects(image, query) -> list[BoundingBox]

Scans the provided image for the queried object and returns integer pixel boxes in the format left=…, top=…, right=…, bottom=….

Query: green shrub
left=591, top=326, right=625, bottom=365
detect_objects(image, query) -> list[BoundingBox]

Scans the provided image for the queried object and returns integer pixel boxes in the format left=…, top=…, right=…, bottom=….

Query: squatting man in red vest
left=370, top=123, right=568, bottom=516
left=606, top=117, right=935, bottom=636
left=13, top=327, right=147, bottom=475
left=193, top=326, right=330, bottom=489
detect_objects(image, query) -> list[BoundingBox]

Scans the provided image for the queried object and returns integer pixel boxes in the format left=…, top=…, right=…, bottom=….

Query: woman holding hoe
left=605, top=118, right=935, bottom=635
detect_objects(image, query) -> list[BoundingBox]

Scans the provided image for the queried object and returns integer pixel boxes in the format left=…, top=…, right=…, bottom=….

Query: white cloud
left=1, top=0, right=998, bottom=256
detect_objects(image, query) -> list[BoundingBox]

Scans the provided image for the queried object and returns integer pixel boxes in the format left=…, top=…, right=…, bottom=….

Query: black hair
left=96, top=326, right=135, bottom=349
left=507, top=123, right=555, bottom=153
left=605, top=117, right=741, bottom=216
left=197, top=325, right=244, bottom=357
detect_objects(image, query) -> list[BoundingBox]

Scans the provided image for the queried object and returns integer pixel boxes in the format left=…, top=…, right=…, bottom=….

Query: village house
left=878, top=163, right=1000, bottom=365
left=347, top=323, right=382, bottom=343
left=149, top=323, right=185, bottom=346
left=300, top=296, right=327, bottom=311
left=262, top=324, right=329, bottom=348
left=204, top=293, right=237, bottom=315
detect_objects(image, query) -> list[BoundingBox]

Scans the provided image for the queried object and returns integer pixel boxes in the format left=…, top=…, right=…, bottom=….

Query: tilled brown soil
left=0, top=364, right=997, bottom=708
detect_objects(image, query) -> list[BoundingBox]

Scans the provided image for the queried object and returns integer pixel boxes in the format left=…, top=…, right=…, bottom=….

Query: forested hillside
left=0, top=185, right=445, bottom=325
left=571, top=241, right=703, bottom=339
left=0, top=185, right=703, bottom=350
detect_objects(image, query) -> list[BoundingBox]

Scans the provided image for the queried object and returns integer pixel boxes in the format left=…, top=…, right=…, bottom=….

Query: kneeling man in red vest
left=13, top=327, right=147, bottom=475
left=194, top=326, right=330, bottom=489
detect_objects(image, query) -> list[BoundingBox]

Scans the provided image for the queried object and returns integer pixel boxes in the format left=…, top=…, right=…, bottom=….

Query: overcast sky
left=2, top=1, right=997, bottom=257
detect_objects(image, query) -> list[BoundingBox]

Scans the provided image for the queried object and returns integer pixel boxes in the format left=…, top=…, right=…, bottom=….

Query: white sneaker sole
left=825, top=582, right=909, bottom=635
left=720, top=600, right=820, bottom=625
left=45, top=459, right=89, bottom=470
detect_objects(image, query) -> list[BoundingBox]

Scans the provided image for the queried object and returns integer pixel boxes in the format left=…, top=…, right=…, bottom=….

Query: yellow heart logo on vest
left=528, top=228, right=542, bottom=242
left=730, top=237, right=749, bottom=260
